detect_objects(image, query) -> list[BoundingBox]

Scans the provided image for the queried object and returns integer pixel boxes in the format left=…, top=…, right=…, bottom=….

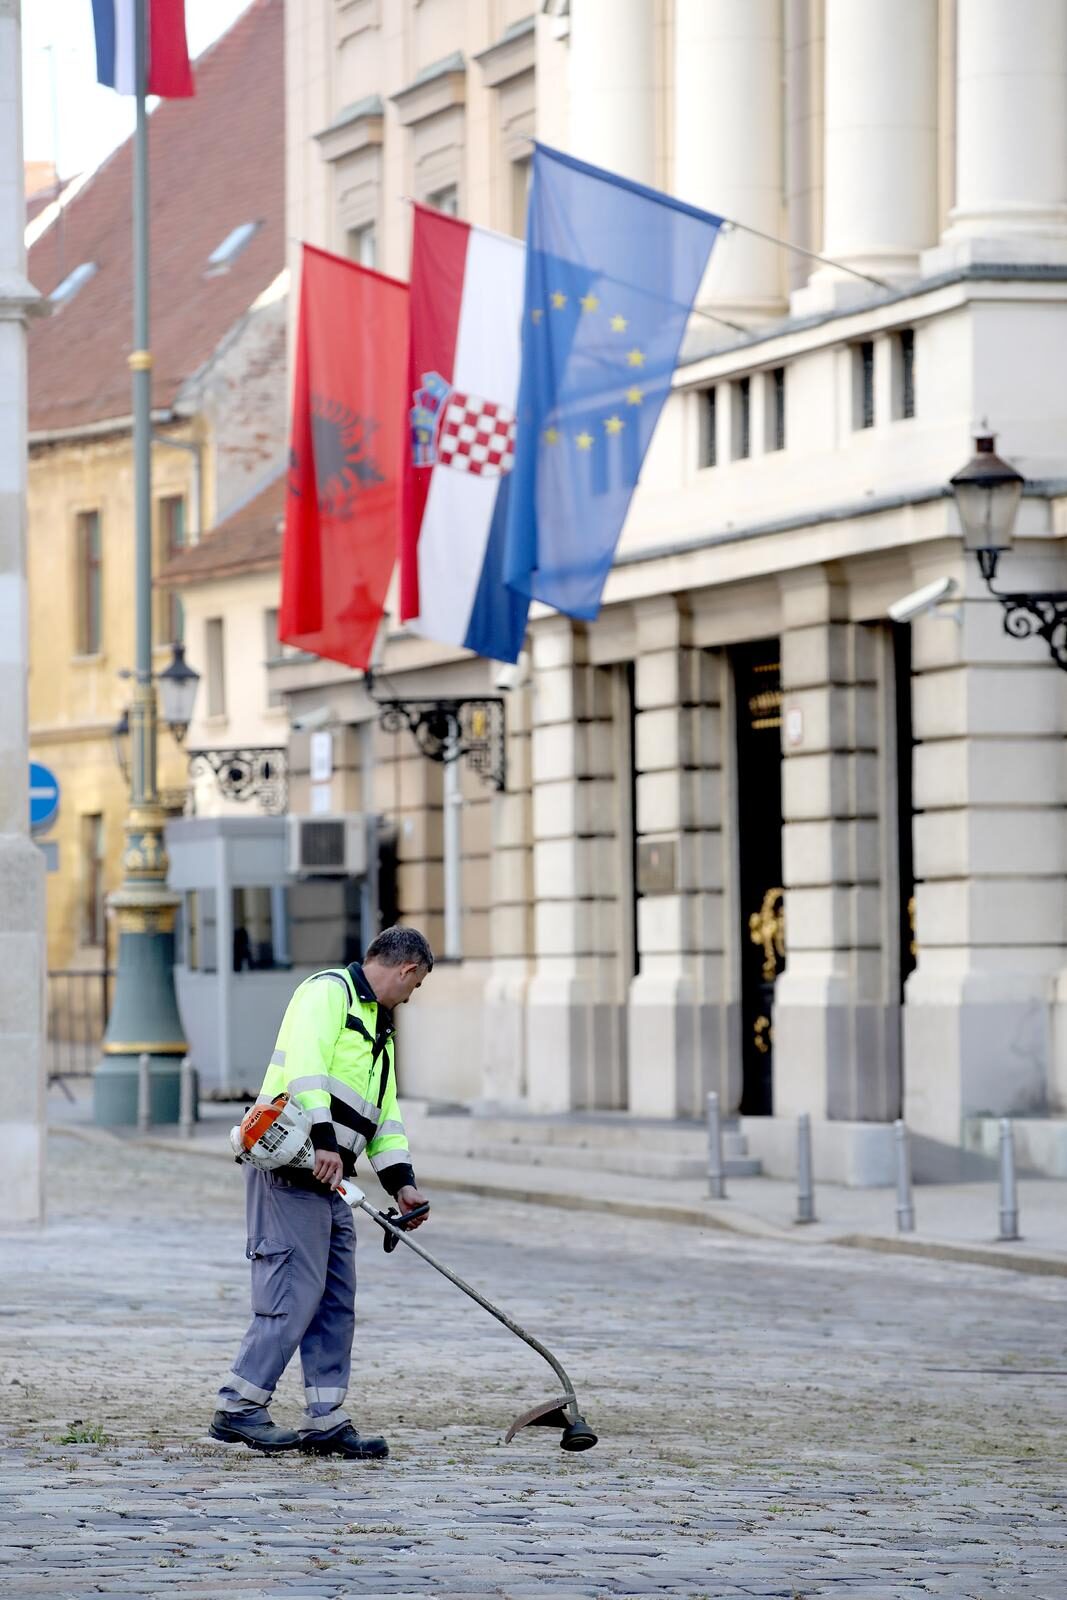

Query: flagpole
left=94, top=0, right=191, bottom=1126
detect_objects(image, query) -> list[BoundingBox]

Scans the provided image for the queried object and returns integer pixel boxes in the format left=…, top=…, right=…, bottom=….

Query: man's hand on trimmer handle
left=397, top=1185, right=430, bottom=1228
left=313, top=1151, right=344, bottom=1188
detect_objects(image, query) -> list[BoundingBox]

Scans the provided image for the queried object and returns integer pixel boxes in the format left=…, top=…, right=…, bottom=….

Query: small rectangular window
left=81, top=813, right=105, bottom=946
left=205, top=616, right=226, bottom=717
left=346, top=224, right=376, bottom=269
left=510, top=156, right=532, bottom=238
left=731, top=376, right=751, bottom=460
left=698, top=386, right=717, bottom=468
left=157, top=495, right=185, bottom=644
left=769, top=367, right=786, bottom=451
left=75, top=509, right=102, bottom=655
left=855, top=341, right=875, bottom=430
left=899, top=329, right=915, bottom=419
left=264, top=606, right=284, bottom=708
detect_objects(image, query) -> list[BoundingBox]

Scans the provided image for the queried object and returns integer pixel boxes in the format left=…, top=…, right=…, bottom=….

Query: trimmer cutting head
left=504, top=1395, right=599, bottom=1452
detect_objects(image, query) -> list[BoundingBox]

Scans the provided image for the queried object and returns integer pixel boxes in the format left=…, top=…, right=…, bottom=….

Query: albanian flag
left=280, top=244, right=410, bottom=669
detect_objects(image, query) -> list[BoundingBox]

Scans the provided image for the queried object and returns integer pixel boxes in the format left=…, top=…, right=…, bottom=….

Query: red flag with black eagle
left=280, top=245, right=410, bottom=669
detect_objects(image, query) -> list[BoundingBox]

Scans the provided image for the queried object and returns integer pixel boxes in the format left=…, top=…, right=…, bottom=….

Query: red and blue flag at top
left=91, top=0, right=195, bottom=98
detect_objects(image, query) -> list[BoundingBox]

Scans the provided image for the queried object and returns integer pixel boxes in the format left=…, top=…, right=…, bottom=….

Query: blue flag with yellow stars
left=503, top=143, right=722, bottom=621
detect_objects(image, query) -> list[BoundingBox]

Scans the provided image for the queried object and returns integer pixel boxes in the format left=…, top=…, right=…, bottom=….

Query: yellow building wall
left=27, top=429, right=194, bottom=973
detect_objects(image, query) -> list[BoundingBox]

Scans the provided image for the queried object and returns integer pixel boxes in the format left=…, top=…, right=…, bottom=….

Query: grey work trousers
left=216, top=1168, right=357, bottom=1437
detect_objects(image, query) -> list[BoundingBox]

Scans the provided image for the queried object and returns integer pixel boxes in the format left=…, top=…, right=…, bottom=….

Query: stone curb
left=51, top=1123, right=1067, bottom=1278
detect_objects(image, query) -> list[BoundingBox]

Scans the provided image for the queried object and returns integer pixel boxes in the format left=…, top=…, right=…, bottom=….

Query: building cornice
left=473, top=16, right=536, bottom=87
left=314, top=95, right=385, bottom=164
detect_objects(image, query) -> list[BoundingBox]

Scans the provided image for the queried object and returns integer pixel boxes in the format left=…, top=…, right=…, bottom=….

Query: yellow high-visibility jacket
left=257, top=962, right=414, bottom=1195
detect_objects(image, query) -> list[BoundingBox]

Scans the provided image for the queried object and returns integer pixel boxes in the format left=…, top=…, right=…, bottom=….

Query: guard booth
left=166, top=814, right=389, bottom=1094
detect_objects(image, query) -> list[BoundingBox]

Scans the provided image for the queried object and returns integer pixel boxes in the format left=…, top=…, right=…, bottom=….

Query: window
left=82, top=814, right=105, bottom=947
left=896, top=329, right=915, bottom=420
left=510, top=156, right=532, bottom=237
left=855, top=340, right=875, bottom=430
left=205, top=221, right=261, bottom=275
left=731, top=376, right=751, bottom=460
left=426, top=184, right=459, bottom=217
left=50, top=261, right=97, bottom=308
left=205, top=616, right=226, bottom=717
left=698, top=386, right=717, bottom=468
left=769, top=366, right=786, bottom=451
left=264, top=607, right=285, bottom=707
left=346, top=224, right=377, bottom=269
left=157, top=495, right=185, bottom=644
left=75, top=509, right=102, bottom=655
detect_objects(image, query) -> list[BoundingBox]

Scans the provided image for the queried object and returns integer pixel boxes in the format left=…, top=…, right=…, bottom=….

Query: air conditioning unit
left=288, top=814, right=369, bottom=877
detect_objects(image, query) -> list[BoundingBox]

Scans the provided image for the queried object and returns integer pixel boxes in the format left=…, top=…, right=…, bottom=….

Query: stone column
left=524, top=618, right=627, bottom=1112
left=628, top=601, right=728, bottom=1119
left=905, top=555, right=1067, bottom=1149
left=928, top=0, right=1067, bottom=269
left=568, top=0, right=656, bottom=184
left=674, top=0, right=786, bottom=320
left=784, top=0, right=825, bottom=297
left=795, top=0, right=938, bottom=310
left=0, top=0, right=46, bottom=1224
left=774, top=572, right=898, bottom=1127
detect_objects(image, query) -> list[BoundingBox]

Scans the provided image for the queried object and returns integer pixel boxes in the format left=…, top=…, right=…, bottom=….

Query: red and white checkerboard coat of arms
left=410, top=371, right=516, bottom=479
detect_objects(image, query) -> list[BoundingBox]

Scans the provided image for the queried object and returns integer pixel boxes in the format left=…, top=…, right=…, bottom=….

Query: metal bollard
left=179, top=1056, right=196, bottom=1140
left=795, top=1112, right=816, bottom=1224
left=706, top=1091, right=726, bottom=1200
left=998, top=1117, right=1020, bottom=1241
left=894, top=1118, right=915, bottom=1232
left=136, top=1052, right=151, bottom=1133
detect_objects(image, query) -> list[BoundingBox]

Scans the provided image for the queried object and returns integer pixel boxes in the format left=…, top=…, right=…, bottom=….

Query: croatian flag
left=399, top=206, right=529, bottom=665
left=92, top=0, right=195, bottom=99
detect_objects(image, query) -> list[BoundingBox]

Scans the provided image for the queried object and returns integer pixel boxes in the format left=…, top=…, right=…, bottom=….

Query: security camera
left=887, top=577, right=958, bottom=624
left=291, top=705, right=331, bottom=731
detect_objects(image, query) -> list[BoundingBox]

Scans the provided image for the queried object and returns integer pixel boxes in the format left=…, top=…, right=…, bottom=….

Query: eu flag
left=503, top=144, right=722, bottom=620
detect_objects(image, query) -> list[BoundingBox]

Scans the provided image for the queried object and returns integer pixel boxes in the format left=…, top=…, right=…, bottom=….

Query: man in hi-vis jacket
left=210, top=925, right=433, bottom=1458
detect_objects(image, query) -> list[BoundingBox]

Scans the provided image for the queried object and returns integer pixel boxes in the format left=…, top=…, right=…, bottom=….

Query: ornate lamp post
left=950, top=434, right=1067, bottom=670
left=93, top=4, right=200, bottom=1127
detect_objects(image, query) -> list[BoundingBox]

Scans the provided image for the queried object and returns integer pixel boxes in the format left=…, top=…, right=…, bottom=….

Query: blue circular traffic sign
left=29, top=762, right=60, bottom=833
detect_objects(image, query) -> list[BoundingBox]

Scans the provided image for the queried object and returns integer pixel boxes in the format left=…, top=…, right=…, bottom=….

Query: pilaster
left=775, top=571, right=898, bottom=1122
left=628, top=599, right=728, bottom=1119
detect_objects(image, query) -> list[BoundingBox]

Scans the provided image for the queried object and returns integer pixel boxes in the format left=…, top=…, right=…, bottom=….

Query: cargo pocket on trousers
left=247, top=1239, right=293, bottom=1317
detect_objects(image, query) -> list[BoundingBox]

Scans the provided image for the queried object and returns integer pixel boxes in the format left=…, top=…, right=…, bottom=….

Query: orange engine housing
left=237, top=1093, right=289, bottom=1151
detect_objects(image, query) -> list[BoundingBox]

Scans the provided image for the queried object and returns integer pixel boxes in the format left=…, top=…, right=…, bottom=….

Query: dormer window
left=205, top=221, right=260, bottom=276
left=50, top=262, right=97, bottom=307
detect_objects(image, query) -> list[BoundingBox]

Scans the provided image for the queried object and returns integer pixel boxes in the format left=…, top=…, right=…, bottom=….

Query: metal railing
left=47, top=968, right=113, bottom=1093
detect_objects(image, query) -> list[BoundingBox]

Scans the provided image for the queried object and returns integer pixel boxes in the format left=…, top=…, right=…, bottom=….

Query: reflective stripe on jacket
left=257, top=962, right=414, bottom=1196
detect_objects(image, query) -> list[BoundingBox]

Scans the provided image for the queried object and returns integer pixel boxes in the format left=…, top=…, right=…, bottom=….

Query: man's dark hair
left=364, top=925, right=434, bottom=972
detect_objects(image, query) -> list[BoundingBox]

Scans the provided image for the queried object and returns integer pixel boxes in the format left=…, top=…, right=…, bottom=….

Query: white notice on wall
left=310, top=782, right=333, bottom=816
left=785, top=706, right=804, bottom=748
left=309, top=729, right=333, bottom=783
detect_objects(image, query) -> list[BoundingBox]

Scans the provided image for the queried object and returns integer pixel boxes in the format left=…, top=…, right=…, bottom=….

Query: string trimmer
left=231, top=1094, right=598, bottom=1452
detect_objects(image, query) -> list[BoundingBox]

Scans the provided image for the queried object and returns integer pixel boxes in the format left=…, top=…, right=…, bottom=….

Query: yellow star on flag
left=551, top=291, right=567, bottom=309
left=580, top=293, right=599, bottom=313
left=531, top=308, right=543, bottom=324
left=604, top=415, right=624, bottom=435
left=627, top=348, right=645, bottom=367
left=576, top=431, right=594, bottom=451
left=610, top=314, right=628, bottom=332
left=626, top=385, right=643, bottom=406
left=543, top=426, right=560, bottom=445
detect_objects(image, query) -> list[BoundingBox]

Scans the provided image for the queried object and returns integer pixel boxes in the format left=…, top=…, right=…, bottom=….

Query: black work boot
left=209, top=1410, right=301, bottom=1453
left=299, top=1423, right=389, bottom=1460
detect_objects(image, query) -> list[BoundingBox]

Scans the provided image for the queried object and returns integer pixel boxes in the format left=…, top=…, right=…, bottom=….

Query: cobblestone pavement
left=0, top=1137, right=1065, bottom=1598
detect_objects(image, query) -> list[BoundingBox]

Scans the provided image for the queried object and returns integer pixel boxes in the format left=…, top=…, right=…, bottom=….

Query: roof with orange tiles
left=28, top=0, right=283, bottom=437
left=157, top=469, right=284, bottom=586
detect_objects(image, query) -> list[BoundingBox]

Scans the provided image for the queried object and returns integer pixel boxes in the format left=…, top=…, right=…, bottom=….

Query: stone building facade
left=281, top=0, right=1067, bottom=1176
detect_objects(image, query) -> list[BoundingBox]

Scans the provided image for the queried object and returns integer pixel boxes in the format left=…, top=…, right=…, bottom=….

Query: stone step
left=407, top=1125, right=761, bottom=1181
left=410, top=1107, right=736, bottom=1157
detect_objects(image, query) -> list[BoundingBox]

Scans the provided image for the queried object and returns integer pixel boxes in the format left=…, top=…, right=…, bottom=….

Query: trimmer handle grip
left=381, top=1203, right=431, bottom=1251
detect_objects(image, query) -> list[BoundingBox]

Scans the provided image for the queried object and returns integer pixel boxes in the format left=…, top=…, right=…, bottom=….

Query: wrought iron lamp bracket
left=187, top=747, right=289, bottom=814
left=371, top=691, right=507, bottom=791
left=976, top=551, right=1067, bottom=673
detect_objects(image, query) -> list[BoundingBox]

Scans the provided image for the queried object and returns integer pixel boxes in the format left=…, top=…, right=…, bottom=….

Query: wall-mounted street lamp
left=951, top=434, right=1067, bottom=670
